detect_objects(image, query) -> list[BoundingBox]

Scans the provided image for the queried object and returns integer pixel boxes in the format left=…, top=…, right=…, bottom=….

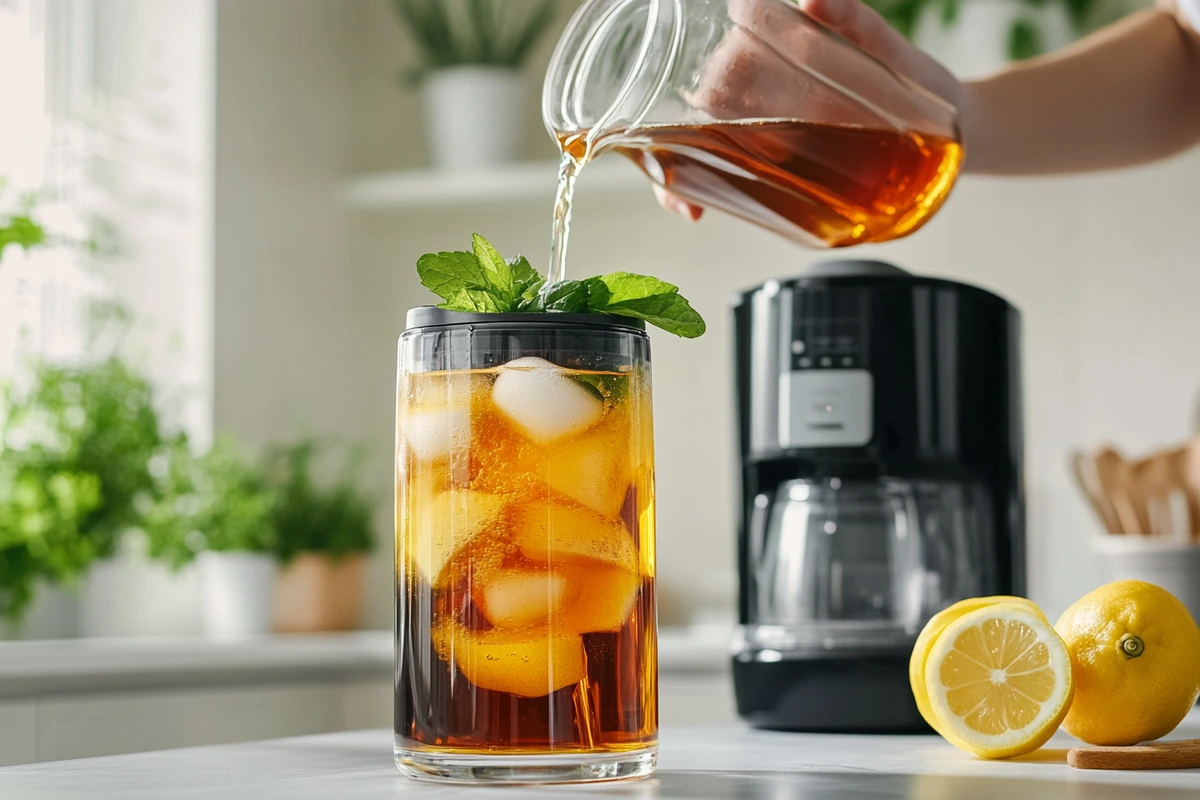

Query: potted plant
left=142, top=436, right=279, bottom=639
left=0, top=356, right=163, bottom=637
left=265, top=439, right=376, bottom=633
left=391, top=0, right=557, bottom=170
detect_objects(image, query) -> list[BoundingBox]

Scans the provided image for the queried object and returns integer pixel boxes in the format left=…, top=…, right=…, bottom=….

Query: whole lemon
left=1055, top=580, right=1200, bottom=746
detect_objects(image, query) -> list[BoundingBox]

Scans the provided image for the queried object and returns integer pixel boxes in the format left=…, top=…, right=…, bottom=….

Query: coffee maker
left=731, top=261, right=1024, bottom=733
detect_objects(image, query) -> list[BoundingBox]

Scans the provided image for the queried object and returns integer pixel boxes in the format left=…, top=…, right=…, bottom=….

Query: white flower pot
left=914, top=0, right=1073, bottom=80
left=197, top=552, right=278, bottom=640
left=1, top=583, right=79, bottom=641
left=421, top=66, right=527, bottom=171
left=1092, top=537, right=1200, bottom=625
left=80, top=536, right=202, bottom=638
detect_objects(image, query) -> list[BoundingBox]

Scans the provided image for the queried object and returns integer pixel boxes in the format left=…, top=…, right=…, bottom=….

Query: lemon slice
left=924, top=605, right=1073, bottom=758
left=909, top=596, right=1045, bottom=734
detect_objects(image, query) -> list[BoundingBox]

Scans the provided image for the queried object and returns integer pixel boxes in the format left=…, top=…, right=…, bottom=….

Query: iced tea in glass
left=394, top=309, right=657, bottom=784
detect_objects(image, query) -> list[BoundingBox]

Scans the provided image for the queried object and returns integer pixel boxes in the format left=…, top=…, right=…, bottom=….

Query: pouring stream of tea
left=548, top=133, right=589, bottom=286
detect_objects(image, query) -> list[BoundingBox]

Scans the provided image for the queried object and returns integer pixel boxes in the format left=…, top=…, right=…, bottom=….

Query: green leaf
left=508, top=254, right=541, bottom=293
left=571, top=373, right=630, bottom=404
left=416, top=251, right=489, bottom=302
left=592, top=272, right=679, bottom=304
left=1007, top=18, right=1044, bottom=61
left=603, top=292, right=707, bottom=339
left=538, top=280, right=590, bottom=312
left=413, top=237, right=706, bottom=338
left=472, top=233, right=515, bottom=302
left=589, top=272, right=706, bottom=339
left=582, top=276, right=611, bottom=308
left=440, top=287, right=506, bottom=313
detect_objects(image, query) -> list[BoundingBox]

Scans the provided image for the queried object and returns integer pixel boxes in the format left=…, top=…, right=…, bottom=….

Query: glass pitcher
left=543, top=0, right=962, bottom=248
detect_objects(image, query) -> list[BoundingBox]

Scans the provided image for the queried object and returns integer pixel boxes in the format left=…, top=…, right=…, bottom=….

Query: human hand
left=653, top=0, right=963, bottom=222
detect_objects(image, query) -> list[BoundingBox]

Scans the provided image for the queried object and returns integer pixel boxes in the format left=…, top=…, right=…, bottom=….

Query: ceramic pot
left=1093, top=536, right=1200, bottom=624
left=198, top=551, right=278, bottom=640
left=421, top=66, right=526, bottom=170
left=273, top=553, right=367, bottom=633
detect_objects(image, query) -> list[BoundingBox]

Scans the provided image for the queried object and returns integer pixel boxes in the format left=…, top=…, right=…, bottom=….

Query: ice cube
left=512, top=501, right=638, bottom=572
left=433, top=623, right=586, bottom=698
left=406, top=488, right=507, bottom=586
left=542, top=419, right=632, bottom=517
left=491, top=357, right=603, bottom=445
left=476, top=569, right=579, bottom=629
left=559, top=563, right=641, bottom=634
left=401, top=405, right=470, bottom=462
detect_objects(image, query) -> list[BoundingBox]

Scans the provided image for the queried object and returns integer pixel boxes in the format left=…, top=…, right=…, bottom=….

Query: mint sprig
left=415, top=234, right=706, bottom=339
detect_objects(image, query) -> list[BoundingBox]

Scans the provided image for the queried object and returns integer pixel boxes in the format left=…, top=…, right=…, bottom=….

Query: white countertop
left=1, top=712, right=1198, bottom=798
left=0, top=627, right=729, bottom=697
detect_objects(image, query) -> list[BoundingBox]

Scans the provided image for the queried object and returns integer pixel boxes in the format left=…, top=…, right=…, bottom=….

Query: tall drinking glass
left=394, top=308, right=657, bottom=784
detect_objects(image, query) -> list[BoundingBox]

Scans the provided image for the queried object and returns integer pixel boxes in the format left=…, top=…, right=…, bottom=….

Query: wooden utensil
left=1068, top=739, right=1200, bottom=770
left=1094, top=446, right=1145, bottom=535
left=1071, top=450, right=1121, bottom=534
left=1132, top=451, right=1178, bottom=538
left=1185, top=438, right=1200, bottom=543
left=1167, top=444, right=1199, bottom=541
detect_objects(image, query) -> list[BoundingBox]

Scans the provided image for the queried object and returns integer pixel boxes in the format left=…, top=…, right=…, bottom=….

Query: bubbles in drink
left=542, top=421, right=633, bottom=517
left=396, top=355, right=656, bottom=753
left=401, top=406, right=471, bottom=462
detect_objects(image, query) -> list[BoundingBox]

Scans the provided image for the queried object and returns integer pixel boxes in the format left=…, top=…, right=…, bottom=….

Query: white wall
left=213, top=0, right=399, bottom=626
left=211, top=0, right=1200, bottom=627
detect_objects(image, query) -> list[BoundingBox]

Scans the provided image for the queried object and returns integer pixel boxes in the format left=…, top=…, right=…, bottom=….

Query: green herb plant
left=140, top=436, right=278, bottom=571
left=391, top=0, right=556, bottom=84
left=0, top=180, right=47, bottom=260
left=0, top=358, right=163, bottom=621
left=417, top=234, right=707, bottom=339
left=264, top=439, right=376, bottom=564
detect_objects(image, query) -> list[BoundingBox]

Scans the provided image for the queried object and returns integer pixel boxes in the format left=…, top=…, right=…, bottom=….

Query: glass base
left=394, top=746, right=657, bottom=785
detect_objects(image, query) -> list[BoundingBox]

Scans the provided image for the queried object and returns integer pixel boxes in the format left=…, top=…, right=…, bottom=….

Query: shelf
left=339, top=158, right=646, bottom=210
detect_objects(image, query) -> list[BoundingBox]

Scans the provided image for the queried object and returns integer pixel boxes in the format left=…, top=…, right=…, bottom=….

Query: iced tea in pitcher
left=395, top=308, right=657, bottom=784
left=545, top=0, right=963, bottom=253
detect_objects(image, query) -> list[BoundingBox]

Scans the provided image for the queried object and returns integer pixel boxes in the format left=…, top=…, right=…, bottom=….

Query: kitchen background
left=1, top=0, right=1197, bottom=765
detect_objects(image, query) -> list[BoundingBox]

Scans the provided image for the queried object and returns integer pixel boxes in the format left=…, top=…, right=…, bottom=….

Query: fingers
left=653, top=185, right=704, bottom=221
left=797, top=0, right=961, bottom=104
left=798, top=0, right=909, bottom=61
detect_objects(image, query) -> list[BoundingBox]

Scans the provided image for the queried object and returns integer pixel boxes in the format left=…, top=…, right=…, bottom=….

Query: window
left=0, top=0, right=103, bottom=377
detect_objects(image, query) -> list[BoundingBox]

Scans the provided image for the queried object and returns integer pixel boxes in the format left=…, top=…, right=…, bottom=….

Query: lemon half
left=924, top=605, right=1073, bottom=759
left=910, top=596, right=1045, bottom=734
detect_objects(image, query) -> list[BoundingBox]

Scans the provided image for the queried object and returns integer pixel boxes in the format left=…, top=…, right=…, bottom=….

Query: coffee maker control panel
left=780, top=306, right=873, bottom=448
left=778, top=369, right=873, bottom=448
left=788, top=316, right=864, bottom=371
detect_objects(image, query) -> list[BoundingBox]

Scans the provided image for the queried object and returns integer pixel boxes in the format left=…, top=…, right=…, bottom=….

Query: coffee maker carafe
left=732, top=261, right=1024, bottom=732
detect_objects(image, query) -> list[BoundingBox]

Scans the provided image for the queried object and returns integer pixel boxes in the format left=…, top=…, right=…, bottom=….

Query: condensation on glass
left=394, top=311, right=657, bottom=785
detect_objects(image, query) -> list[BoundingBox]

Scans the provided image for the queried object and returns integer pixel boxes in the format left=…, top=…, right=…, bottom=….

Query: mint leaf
left=440, top=287, right=505, bottom=313
left=594, top=273, right=679, bottom=303
left=604, top=293, right=706, bottom=338
left=472, top=234, right=515, bottom=301
left=572, top=372, right=630, bottom=404
left=588, top=272, right=706, bottom=339
left=508, top=255, right=541, bottom=293
left=417, top=251, right=489, bottom=302
left=583, top=276, right=611, bottom=308
left=509, top=255, right=545, bottom=310
left=537, top=280, right=589, bottom=312
left=414, top=238, right=707, bottom=338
